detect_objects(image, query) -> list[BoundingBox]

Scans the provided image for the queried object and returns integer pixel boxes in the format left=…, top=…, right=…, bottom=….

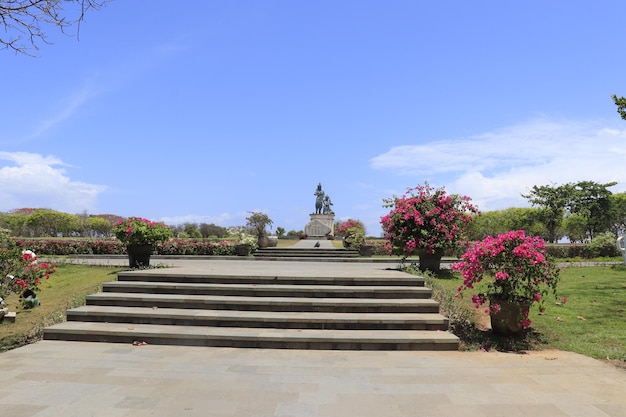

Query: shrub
left=381, top=183, right=478, bottom=259
left=589, top=233, right=620, bottom=258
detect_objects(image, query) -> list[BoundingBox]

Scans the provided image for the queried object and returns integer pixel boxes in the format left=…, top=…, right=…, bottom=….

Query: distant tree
left=522, top=183, right=573, bottom=243
left=608, top=193, right=626, bottom=236
left=275, top=227, right=285, bottom=238
left=199, top=223, right=227, bottom=239
left=569, top=181, right=616, bottom=240
left=0, top=0, right=110, bottom=55
left=562, top=214, right=588, bottom=243
left=88, top=215, right=112, bottom=237
left=469, top=207, right=546, bottom=240
left=611, top=94, right=626, bottom=120
left=95, top=214, right=123, bottom=226
left=25, top=209, right=74, bottom=236
left=286, top=230, right=299, bottom=239
left=183, top=222, right=199, bottom=237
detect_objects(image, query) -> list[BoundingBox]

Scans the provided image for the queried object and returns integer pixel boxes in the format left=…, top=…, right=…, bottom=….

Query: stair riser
left=86, top=298, right=440, bottom=313
left=116, top=275, right=425, bottom=287
left=102, top=284, right=432, bottom=299
left=66, top=313, right=449, bottom=331
left=43, top=331, right=458, bottom=351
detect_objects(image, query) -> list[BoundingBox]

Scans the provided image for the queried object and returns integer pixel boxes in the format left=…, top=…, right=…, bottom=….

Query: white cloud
left=370, top=119, right=626, bottom=212
left=0, top=152, right=107, bottom=213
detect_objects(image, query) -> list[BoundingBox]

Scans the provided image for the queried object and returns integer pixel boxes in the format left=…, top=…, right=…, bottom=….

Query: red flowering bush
left=381, top=183, right=478, bottom=258
left=452, top=230, right=561, bottom=328
left=12, top=250, right=56, bottom=294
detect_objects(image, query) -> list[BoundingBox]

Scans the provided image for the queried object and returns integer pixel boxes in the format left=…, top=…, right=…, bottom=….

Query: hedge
left=9, top=238, right=622, bottom=259
left=11, top=238, right=237, bottom=256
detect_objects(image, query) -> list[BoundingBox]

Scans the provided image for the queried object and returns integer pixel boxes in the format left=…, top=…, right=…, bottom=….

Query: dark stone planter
left=359, top=245, right=374, bottom=257
left=489, top=298, right=532, bottom=336
left=127, top=244, right=153, bottom=268
left=235, top=244, right=251, bottom=256
left=418, top=250, right=443, bottom=272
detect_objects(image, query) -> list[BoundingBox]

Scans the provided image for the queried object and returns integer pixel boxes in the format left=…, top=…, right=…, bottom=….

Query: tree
left=25, top=209, right=75, bottom=236
left=199, top=223, right=227, bottom=239
left=0, top=0, right=109, bottom=55
left=522, top=183, right=573, bottom=243
left=275, top=227, right=285, bottom=238
left=88, top=215, right=112, bottom=237
left=608, top=193, right=626, bottom=236
left=568, top=181, right=616, bottom=240
left=611, top=94, right=626, bottom=120
left=245, top=212, right=273, bottom=240
left=469, top=207, right=546, bottom=241
left=562, top=213, right=587, bottom=243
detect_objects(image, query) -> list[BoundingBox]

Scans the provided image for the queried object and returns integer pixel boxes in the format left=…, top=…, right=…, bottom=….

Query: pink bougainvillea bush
left=112, top=217, right=173, bottom=246
left=452, top=230, right=562, bottom=328
left=381, top=183, right=479, bottom=258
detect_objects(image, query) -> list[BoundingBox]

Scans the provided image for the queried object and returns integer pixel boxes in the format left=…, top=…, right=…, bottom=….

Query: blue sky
left=2, top=1, right=626, bottom=236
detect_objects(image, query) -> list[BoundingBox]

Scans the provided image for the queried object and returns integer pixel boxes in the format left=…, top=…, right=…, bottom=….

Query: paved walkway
left=1, top=259, right=625, bottom=417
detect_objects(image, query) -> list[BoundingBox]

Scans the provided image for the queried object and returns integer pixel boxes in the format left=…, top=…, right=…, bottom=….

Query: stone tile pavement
left=0, top=341, right=624, bottom=417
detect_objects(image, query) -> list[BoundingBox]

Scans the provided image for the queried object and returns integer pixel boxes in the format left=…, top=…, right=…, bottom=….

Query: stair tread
left=69, top=305, right=448, bottom=323
left=104, top=281, right=431, bottom=293
left=46, top=321, right=459, bottom=343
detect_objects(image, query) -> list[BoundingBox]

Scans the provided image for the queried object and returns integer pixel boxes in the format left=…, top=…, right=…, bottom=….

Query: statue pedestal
left=305, top=214, right=335, bottom=238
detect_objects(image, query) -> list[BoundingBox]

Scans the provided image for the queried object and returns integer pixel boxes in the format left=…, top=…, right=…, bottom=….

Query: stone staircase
left=44, top=267, right=459, bottom=350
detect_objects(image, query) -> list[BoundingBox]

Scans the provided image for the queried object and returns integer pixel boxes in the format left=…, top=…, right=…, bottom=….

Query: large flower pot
left=489, top=298, right=531, bottom=336
left=418, top=250, right=443, bottom=272
left=127, top=244, right=153, bottom=268
left=359, top=245, right=374, bottom=257
left=235, top=244, right=251, bottom=256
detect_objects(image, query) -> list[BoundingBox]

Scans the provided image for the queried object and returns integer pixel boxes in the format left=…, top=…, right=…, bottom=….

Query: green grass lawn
left=0, top=264, right=123, bottom=352
left=422, top=266, right=626, bottom=362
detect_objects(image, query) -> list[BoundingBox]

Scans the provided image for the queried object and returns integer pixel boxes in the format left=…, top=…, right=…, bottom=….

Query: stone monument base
left=304, top=214, right=335, bottom=238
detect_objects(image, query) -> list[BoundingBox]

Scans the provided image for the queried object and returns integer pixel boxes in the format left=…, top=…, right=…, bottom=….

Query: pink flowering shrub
left=452, top=230, right=561, bottom=328
left=112, top=217, right=173, bottom=246
left=381, top=183, right=478, bottom=258
left=335, top=219, right=365, bottom=237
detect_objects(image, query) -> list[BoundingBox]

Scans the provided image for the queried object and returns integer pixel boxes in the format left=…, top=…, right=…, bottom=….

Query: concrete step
left=66, top=306, right=450, bottom=330
left=254, top=248, right=359, bottom=258
left=102, top=281, right=432, bottom=299
left=116, top=272, right=425, bottom=287
left=85, top=292, right=442, bottom=313
left=44, top=322, right=460, bottom=350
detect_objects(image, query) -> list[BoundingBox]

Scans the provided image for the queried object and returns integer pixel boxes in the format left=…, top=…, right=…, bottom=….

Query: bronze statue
left=323, top=195, right=333, bottom=214
left=314, top=183, right=324, bottom=214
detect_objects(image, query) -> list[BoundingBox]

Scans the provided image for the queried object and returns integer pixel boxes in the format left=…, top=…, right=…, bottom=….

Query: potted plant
left=453, top=230, right=562, bottom=336
left=228, top=227, right=258, bottom=256
left=113, top=217, right=173, bottom=268
left=246, top=211, right=273, bottom=248
left=381, top=183, right=478, bottom=271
